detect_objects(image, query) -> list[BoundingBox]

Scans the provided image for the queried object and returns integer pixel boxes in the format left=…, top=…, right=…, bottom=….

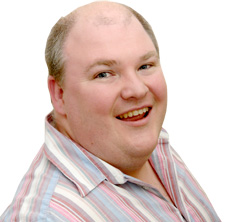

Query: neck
left=125, top=160, right=156, bottom=185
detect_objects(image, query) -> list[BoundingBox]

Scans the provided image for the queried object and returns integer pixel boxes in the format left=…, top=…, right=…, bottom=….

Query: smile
left=116, top=107, right=150, bottom=121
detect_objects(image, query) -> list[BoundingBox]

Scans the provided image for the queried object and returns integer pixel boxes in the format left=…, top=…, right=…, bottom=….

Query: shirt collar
left=44, top=113, right=169, bottom=197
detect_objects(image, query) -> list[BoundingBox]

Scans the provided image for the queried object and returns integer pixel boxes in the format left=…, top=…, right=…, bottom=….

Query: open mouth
left=116, top=107, right=151, bottom=121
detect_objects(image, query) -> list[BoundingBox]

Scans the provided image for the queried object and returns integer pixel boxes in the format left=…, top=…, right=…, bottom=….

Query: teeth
left=118, top=107, right=149, bottom=119
left=123, top=113, right=128, bottom=118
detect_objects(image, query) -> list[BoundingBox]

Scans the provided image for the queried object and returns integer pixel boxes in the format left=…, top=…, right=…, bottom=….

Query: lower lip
left=117, top=109, right=152, bottom=127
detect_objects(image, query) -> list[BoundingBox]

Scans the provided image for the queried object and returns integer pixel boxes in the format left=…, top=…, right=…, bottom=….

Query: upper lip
left=115, top=105, right=152, bottom=117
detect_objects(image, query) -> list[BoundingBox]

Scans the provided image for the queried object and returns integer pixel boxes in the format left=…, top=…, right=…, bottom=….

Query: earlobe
left=48, top=76, right=66, bottom=115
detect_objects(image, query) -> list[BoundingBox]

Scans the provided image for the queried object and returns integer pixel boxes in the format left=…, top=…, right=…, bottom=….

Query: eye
left=139, top=64, right=151, bottom=70
left=95, top=72, right=111, bottom=79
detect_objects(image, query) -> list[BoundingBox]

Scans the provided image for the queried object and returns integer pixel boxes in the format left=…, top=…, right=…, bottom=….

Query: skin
left=48, top=2, right=168, bottom=194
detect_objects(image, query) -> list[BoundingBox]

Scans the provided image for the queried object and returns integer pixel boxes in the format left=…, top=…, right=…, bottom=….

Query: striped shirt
left=1, top=114, right=220, bottom=222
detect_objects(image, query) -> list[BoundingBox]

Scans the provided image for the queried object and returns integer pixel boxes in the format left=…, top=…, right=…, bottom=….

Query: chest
left=49, top=180, right=186, bottom=222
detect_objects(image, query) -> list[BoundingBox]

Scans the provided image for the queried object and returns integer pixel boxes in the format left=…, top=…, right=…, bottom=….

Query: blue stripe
left=37, top=167, right=60, bottom=221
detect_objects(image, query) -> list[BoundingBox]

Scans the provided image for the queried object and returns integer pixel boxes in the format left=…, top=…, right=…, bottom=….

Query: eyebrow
left=140, top=51, right=158, bottom=61
left=86, top=51, right=158, bottom=72
left=86, top=59, right=118, bottom=73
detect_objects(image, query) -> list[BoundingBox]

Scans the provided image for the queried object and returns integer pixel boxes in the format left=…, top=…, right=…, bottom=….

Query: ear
left=48, top=76, right=66, bottom=115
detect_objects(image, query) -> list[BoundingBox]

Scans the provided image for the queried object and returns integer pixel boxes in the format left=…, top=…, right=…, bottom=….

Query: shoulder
left=0, top=146, right=61, bottom=221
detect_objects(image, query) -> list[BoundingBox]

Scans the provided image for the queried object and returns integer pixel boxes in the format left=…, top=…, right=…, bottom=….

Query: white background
left=0, top=0, right=231, bottom=221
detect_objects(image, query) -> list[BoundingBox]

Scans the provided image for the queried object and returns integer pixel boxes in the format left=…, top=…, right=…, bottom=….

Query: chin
left=127, top=136, right=158, bottom=158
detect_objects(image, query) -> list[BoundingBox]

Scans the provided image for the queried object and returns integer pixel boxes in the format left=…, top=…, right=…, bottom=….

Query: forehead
left=64, top=16, right=157, bottom=62
left=65, top=10, right=153, bottom=48
left=62, top=3, right=158, bottom=75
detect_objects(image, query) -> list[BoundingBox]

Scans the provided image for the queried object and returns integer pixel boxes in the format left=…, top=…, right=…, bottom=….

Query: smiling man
left=1, top=1, right=220, bottom=221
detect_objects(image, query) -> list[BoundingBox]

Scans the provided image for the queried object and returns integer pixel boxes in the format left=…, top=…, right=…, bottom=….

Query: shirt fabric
left=1, top=113, right=220, bottom=222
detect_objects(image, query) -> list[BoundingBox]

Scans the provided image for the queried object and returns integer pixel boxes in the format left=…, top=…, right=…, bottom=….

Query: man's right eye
left=96, top=72, right=111, bottom=78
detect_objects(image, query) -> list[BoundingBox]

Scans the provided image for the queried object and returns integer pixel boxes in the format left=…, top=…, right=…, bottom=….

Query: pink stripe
left=100, top=185, right=146, bottom=221
left=28, top=161, right=51, bottom=221
left=11, top=148, right=43, bottom=220
left=173, top=155, right=210, bottom=202
left=182, top=192, right=205, bottom=221
left=149, top=191, right=183, bottom=222
left=156, top=143, right=174, bottom=198
left=50, top=199, right=83, bottom=222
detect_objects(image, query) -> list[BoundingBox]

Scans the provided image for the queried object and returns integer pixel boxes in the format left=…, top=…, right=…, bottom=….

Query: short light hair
left=45, top=3, right=160, bottom=85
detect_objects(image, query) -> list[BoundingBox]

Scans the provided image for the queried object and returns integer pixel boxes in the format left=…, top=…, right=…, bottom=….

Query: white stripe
left=49, top=210, right=67, bottom=222
left=98, top=158, right=125, bottom=183
left=178, top=180, right=211, bottom=221
left=19, top=154, right=48, bottom=220
left=112, top=185, right=159, bottom=222
left=46, top=132, right=95, bottom=195
left=54, top=184, right=106, bottom=221
left=159, top=130, right=169, bottom=140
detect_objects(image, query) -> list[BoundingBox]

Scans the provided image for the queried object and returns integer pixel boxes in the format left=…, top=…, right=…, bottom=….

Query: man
left=1, top=1, right=220, bottom=221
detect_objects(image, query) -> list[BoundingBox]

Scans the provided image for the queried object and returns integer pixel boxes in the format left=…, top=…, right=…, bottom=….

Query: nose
left=120, top=73, right=149, bottom=100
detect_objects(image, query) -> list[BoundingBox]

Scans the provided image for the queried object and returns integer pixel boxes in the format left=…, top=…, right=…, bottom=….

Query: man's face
left=61, top=16, right=167, bottom=171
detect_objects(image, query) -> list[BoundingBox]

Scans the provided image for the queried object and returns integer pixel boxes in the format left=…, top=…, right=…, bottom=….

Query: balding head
left=45, top=1, right=159, bottom=85
left=75, top=1, right=132, bottom=26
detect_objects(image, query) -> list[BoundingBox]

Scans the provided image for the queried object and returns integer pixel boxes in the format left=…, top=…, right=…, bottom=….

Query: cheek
left=72, top=85, right=116, bottom=116
left=148, top=74, right=167, bottom=101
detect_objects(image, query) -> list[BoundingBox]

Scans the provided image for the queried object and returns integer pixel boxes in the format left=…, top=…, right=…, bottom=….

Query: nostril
left=120, top=81, right=148, bottom=100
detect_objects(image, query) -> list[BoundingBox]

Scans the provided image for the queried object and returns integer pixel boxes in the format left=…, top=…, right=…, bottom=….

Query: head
left=45, top=2, right=160, bottom=86
left=47, top=1, right=167, bottom=175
